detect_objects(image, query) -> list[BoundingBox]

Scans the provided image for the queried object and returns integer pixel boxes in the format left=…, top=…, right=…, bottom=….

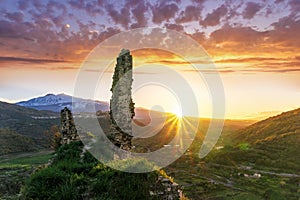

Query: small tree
left=44, top=125, right=61, bottom=150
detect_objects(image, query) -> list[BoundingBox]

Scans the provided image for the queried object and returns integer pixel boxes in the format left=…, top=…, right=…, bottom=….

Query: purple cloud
left=270, top=14, right=300, bottom=48
left=17, top=0, right=30, bottom=10
left=243, top=2, right=262, bottom=19
left=209, top=25, right=267, bottom=44
left=46, top=1, right=67, bottom=15
left=4, top=11, right=24, bottom=23
left=289, top=0, right=300, bottom=15
left=105, top=4, right=131, bottom=29
left=200, top=5, right=228, bottom=27
left=69, top=0, right=103, bottom=16
left=188, top=31, right=206, bottom=44
left=176, top=5, right=202, bottom=23
left=152, top=2, right=179, bottom=24
left=129, top=0, right=149, bottom=28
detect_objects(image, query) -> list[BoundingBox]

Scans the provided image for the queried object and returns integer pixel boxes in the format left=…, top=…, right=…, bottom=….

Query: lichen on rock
left=60, top=107, right=80, bottom=145
left=109, top=49, right=135, bottom=151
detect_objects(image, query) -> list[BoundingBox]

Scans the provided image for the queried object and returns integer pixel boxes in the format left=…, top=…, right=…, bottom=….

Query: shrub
left=22, top=166, right=68, bottom=199
left=53, top=141, right=84, bottom=163
left=22, top=141, right=168, bottom=199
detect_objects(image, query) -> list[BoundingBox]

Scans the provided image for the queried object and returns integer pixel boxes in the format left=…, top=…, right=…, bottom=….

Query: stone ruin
left=151, top=176, right=182, bottom=200
left=60, top=107, right=80, bottom=145
left=109, top=49, right=135, bottom=151
left=57, top=50, right=183, bottom=199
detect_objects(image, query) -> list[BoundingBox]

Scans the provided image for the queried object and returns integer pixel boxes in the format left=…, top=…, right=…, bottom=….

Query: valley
left=0, top=98, right=299, bottom=199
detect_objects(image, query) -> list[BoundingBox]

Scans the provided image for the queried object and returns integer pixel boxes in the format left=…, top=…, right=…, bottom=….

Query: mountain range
left=15, top=93, right=160, bottom=119
left=1, top=93, right=299, bottom=170
left=16, top=93, right=109, bottom=113
left=0, top=94, right=157, bottom=155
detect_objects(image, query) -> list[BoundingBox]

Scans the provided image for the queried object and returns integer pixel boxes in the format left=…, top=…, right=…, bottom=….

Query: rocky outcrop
left=109, top=49, right=135, bottom=151
left=151, top=176, right=182, bottom=200
left=60, top=107, right=80, bottom=145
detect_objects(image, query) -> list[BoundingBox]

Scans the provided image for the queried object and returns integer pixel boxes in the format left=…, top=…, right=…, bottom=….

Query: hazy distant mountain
left=16, top=93, right=109, bottom=113
left=0, top=101, right=59, bottom=153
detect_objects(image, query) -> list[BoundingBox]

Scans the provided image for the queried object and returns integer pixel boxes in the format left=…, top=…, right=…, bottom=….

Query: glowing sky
left=0, top=0, right=300, bottom=119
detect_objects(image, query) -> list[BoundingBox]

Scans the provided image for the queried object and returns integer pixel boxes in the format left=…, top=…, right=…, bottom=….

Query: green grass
left=0, top=151, right=53, bottom=199
left=0, top=152, right=52, bottom=167
left=164, top=109, right=300, bottom=199
left=21, top=141, right=172, bottom=200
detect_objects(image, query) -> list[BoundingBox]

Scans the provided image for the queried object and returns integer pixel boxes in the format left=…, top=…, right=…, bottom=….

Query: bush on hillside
left=21, top=141, right=170, bottom=200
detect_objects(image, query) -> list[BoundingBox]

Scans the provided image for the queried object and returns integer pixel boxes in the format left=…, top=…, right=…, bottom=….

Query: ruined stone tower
left=60, top=107, right=80, bottom=145
left=110, top=49, right=135, bottom=151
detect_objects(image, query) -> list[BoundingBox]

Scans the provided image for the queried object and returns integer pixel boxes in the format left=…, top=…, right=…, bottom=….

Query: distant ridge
left=16, top=93, right=109, bottom=113
left=15, top=93, right=167, bottom=119
left=234, top=107, right=300, bottom=144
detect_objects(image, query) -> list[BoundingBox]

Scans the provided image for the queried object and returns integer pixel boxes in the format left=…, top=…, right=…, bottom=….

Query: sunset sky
left=0, top=0, right=300, bottom=119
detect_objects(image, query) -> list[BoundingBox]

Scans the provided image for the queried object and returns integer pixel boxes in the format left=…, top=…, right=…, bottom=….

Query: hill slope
left=234, top=108, right=300, bottom=144
left=0, top=101, right=60, bottom=151
left=208, top=108, right=300, bottom=171
left=0, top=129, right=36, bottom=155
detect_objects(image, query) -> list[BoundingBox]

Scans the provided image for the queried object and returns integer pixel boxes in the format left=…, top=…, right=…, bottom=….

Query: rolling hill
left=0, top=101, right=60, bottom=153
left=0, top=129, right=36, bottom=155
left=208, top=108, right=300, bottom=171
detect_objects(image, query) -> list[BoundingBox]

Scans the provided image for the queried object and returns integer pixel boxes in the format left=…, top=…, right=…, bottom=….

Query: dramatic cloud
left=0, top=0, right=299, bottom=120
left=0, top=0, right=298, bottom=73
left=175, top=5, right=202, bottom=23
left=188, top=31, right=206, bottom=44
left=0, top=20, right=34, bottom=40
left=209, top=25, right=267, bottom=45
left=200, top=5, right=228, bottom=27
left=152, top=2, right=179, bottom=24
left=127, top=0, right=149, bottom=28
left=269, top=14, right=300, bottom=48
left=243, top=2, right=262, bottom=19
left=105, top=4, right=131, bottom=29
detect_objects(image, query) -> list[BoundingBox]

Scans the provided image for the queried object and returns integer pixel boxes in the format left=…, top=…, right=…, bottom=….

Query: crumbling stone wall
left=60, top=107, right=80, bottom=145
left=110, top=49, right=135, bottom=151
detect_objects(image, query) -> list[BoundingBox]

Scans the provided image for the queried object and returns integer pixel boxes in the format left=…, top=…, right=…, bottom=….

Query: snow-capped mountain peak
left=16, top=93, right=109, bottom=113
left=17, top=93, right=72, bottom=106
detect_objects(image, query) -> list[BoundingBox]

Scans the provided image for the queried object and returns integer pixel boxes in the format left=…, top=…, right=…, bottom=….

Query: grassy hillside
left=0, top=150, right=53, bottom=199
left=164, top=108, right=300, bottom=199
left=0, top=101, right=59, bottom=151
left=21, top=141, right=182, bottom=200
left=0, top=129, right=36, bottom=155
left=209, top=108, right=300, bottom=171
left=233, top=108, right=300, bottom=144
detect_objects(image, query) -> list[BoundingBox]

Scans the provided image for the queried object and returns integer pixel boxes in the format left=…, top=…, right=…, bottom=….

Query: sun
left=173, top=107, right=182, bottom=118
